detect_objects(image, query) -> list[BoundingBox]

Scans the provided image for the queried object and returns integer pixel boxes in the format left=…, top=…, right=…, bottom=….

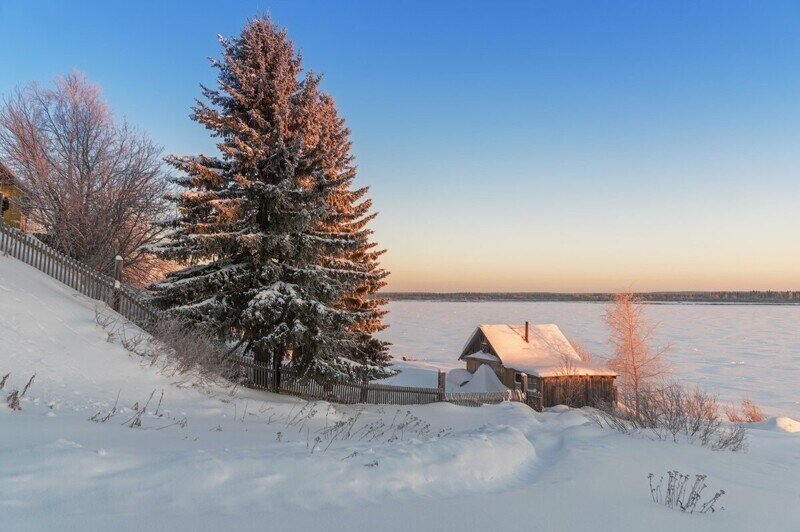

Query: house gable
left=459, top=327, right=498, bottom=359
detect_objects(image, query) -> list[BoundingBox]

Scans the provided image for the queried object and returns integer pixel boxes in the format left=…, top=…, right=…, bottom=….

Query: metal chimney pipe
left=524, top=321, right=529, bottom=343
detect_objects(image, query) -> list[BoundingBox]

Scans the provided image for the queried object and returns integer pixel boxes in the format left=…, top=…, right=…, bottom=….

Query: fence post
left=437, top=370, right=446, bottom=401
left=111, top=255, right=123, bottom=311
left=520, top=373, right=528, bottom=401
left=0, top=193, right=5, bottom=255
left=360, top=378, right=369, bottom=403
left=271, top=364, right=280, bottom=393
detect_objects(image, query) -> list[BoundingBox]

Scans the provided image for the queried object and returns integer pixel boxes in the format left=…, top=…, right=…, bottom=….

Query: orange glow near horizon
left=377, top=233, right=800, bottom=293
left=370, top=178, right=800, bottom=293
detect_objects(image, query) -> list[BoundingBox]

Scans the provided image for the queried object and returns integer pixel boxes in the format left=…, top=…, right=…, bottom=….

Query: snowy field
left=2, top=255, right=799, bottom=532
left=379, top=300, right=800, bottom=418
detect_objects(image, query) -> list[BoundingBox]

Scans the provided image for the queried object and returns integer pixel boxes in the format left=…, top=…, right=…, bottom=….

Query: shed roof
left=459, top=323, right=616, bottom=378
left=0, top=161, right=17, bottom=187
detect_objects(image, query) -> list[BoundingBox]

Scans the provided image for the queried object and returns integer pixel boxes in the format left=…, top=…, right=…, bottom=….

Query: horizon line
left=379, top=289, right=800, bottom=295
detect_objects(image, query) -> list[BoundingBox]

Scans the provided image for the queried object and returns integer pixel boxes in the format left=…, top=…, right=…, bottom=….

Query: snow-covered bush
left=725, top=397, right=767, bottom=423
left=94, top=307, right=242, bottom=387
left=148, top=319, right=242, bottom=384
left=593, top=384, right=747, bottom=451
left=648, top=471, right=725, bottom=514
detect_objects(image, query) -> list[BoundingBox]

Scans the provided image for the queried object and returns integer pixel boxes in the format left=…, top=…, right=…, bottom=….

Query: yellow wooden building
left=0, top=162, right=24, bottom=229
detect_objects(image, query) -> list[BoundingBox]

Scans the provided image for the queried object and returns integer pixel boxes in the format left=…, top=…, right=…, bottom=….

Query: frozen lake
left=379, top=300, right=800, bottom=418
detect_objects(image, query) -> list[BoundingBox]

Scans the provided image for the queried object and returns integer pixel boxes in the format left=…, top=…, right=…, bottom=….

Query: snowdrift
left=446, top=364, right=508, bottom=393
left=750, top=416, right=800, bottom=433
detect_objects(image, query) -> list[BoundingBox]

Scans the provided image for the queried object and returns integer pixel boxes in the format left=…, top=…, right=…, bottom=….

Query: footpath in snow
left=1, top=255, right=799, bottom=532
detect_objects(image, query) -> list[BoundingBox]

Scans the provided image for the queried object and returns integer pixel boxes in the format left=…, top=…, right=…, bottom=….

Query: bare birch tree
left=0, top=71, right=169, bottom=284
left=604, top=293, right=671, bottom=415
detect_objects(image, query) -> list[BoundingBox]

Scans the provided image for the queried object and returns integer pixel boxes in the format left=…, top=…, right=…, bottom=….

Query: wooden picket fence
left=236, top=357, right=542, bottom=407
left=0, top=222, right=160, bottom=330
left=237, top=357, right=444, bottom=405
left=0, top=220, right=539, bottom=409
left=445, top=390, right=527, bottom=407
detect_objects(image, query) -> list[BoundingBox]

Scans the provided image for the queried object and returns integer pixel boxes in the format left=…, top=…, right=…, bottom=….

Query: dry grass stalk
left=648, top=471, right=725, bottom=514
left=89, top=391, right=120, bottom=423
left=7, top=389, right=21, bottom=411
left=21, top=374, right=35, bottom=396
left=122, top=389, right=156, bottom=428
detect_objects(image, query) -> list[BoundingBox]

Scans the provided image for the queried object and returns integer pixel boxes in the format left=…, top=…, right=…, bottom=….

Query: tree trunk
left=272, top=349, right=283, bottom=391
left=252, top=344, right=271, bottom=389
left=253, top=344, right=270, bottom=364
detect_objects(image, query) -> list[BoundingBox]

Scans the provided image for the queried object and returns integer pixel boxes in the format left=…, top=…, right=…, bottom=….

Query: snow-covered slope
left=2, top=255, right=800, bottom=531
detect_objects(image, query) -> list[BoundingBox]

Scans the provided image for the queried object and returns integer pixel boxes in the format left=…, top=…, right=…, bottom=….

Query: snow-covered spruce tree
left=310, top=94, right=392, bottom=372
left=151, top=16, right=391, bottom=381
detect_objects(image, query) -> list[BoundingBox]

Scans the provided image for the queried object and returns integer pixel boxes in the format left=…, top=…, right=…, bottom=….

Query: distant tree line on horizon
left=378, top=291, right=800, bottom=304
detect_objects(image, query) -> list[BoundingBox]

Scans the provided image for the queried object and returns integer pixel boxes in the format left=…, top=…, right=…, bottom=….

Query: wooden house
left=0, top=162, right=24, bottom=229
left=459, top=322, right=616, bottom=409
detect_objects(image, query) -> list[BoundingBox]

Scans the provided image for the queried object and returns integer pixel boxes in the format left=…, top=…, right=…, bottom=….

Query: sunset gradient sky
left=1, top=0, right=799, bottom=291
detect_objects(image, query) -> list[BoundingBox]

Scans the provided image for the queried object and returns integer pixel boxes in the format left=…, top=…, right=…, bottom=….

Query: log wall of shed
left=540, top=375, right=617, bottom=408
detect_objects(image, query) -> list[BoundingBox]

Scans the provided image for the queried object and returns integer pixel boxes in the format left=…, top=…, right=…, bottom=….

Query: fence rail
left=0, top=220, right=537, bottom=409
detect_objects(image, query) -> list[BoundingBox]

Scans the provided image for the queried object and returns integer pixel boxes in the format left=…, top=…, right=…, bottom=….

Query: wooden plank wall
left=540, top=376, right=617, bottom=408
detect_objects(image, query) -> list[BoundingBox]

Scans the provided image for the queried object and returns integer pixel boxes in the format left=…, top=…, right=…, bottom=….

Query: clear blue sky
left=2, top=0, right=799, bottom=291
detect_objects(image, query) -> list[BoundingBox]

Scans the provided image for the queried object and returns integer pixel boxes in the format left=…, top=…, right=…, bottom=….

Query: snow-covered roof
left=460, top=324, right=617, bottom=378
